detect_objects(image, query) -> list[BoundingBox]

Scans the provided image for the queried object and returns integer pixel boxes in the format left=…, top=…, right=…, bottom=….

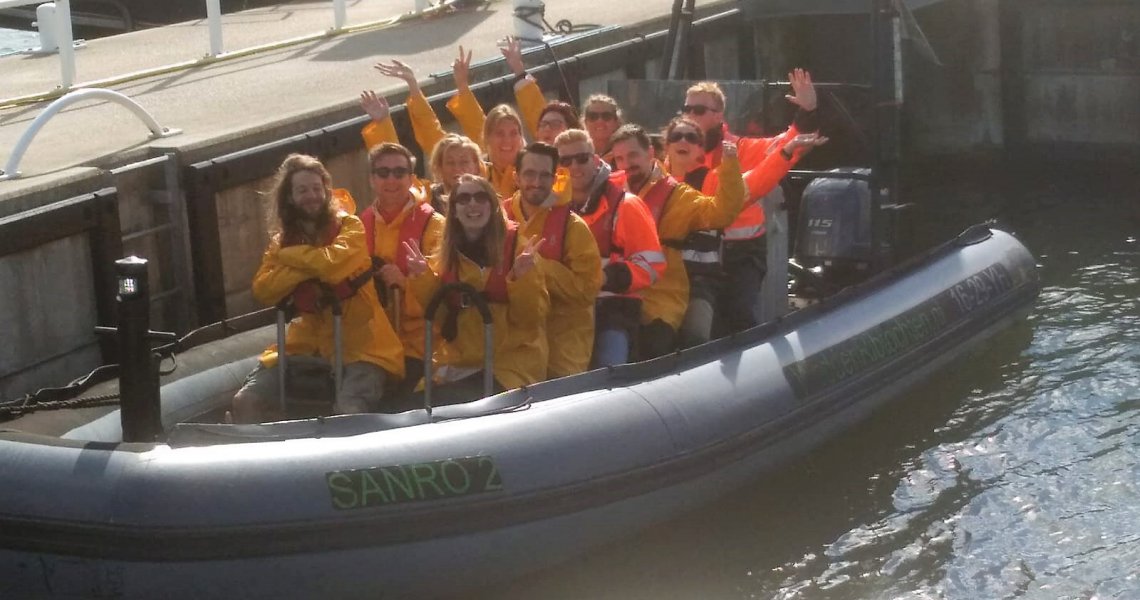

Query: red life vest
left=640, top=176, right=679, bottom=225
left=441, top=223, right=520, bottom=305
left=360, top=201, right=435, bottom=272
left=538, top=204, right=571, bottom=262
left=281, top=217, right=367, bottom=313
left=587, top=179, right=628, bottom=257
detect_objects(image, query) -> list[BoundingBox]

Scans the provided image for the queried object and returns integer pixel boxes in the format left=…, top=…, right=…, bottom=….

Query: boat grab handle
left=422, top=282, right=494, bottom=416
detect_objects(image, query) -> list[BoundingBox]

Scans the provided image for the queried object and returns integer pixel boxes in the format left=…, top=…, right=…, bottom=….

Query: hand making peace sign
left=511, top=236, right=545, bottom=279
left=453, top=45, right=474, bottom=94
left=402, top=240, right=430, bottom=277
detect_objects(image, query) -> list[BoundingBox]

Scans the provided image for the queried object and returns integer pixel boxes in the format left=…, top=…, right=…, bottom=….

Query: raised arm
left=502, top=36, right=544, bottom=138
left=445, top=45, right=487, bottom=148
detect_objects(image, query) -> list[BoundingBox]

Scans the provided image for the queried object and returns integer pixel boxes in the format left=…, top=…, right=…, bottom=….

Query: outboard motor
left=792, top=168, right=896, bottom=297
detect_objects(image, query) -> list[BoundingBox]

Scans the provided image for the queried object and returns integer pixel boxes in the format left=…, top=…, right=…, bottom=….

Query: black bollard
left=116, top=256, right=163, bottom=443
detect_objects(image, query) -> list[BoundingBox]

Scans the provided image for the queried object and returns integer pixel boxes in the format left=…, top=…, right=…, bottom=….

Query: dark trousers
left=636, top=319, right=677, bottom=361
left=717, top=235, right=768, bottom=335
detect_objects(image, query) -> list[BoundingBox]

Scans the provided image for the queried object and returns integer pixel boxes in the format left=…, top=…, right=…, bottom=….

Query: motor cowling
left=794, top=168, right=890, bottom=291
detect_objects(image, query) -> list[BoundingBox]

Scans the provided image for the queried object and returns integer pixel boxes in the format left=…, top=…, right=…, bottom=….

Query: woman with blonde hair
left=403, top=174, right=550, bottom=405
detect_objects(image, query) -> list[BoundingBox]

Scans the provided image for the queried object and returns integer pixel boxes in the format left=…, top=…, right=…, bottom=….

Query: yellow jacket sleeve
left=361, top=118, right=399, bottom=151
left=406, top=88, right=448, bottom=157
left=446, top=88, right=486, bottom=149
left=687, top=154, right=747, bottom=231
left=542, top=216, right=602, bottom=308
left=514, top=77, right=545, bottom=140
left=250, top=240, right=314, bottom=307
left=274, top=215, right=371, bottom=284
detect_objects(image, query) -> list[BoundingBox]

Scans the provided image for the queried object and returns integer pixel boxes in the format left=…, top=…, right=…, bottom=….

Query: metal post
left=116, top=256, right=163, bottom=443
left=331, top=298, right=344, bottom=401
left=163, top=152, right=197, bottom=330
left=55, top=0, right=75, bottom=88
left=206, top=0, right=223, bottom=57
left=36, top=3, right=58, bottom=53
left=332, top=0, right=346, bottom=30
left=276, top=307, right=288, bottom=413
left=482, top=324, right=494, bottom=398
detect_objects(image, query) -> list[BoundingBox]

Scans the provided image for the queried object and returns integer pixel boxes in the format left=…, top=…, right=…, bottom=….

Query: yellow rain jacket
left=503, top=171, right=602, bottom=378
left=636, top=157, right=746, bottom=330
left=363, top=191, right=445, bottom=360
left=361, top=88, right=448, bottom=157
left=252, top=210, right=405, bottom=379
left=446, top=84, right=543, bottom=199
left=408, top=238, right=550, bottom=390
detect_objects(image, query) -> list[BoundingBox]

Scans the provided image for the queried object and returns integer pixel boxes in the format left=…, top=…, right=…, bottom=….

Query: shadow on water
left=470, top=323, right=1036, bottom=600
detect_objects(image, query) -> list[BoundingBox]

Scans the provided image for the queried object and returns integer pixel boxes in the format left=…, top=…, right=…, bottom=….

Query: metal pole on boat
left=115, top=256, right=163, bottom=443
left=389, top=285, right=402, bottom=333
left=206, top=0, right=224, bottom=57
left=275, top=299, right=289, bottom=414
left=329, top=293, right=344, bottom=402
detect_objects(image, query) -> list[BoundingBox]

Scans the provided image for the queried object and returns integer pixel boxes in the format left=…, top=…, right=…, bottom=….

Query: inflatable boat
left=0, top=223, right=1039, bottom=599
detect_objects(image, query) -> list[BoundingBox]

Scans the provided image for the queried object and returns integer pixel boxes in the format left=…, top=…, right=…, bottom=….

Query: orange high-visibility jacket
left=576, top=174, right=666, bottom=297
left=252, top=209, right=405, bottom=379
left=705, top=123, right=803, bottom=241
left=503, top=172, right=602, bottom=378
left=635, top=157, right=746, bottom=329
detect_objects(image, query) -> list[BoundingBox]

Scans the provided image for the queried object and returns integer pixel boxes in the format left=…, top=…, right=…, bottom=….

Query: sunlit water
left=0, top=26, right=38, bottom=56
left=475, top=163, right=1140, bottom=599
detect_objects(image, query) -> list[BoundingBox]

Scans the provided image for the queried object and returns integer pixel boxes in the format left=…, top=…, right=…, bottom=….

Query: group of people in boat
left=230, top=38, right=828, bottom=423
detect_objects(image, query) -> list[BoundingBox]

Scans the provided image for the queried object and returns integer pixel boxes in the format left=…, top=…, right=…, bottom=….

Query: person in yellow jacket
left=362, top=143, right=445, bottom=400
left=503, top=142, right=602, bottom=379
left=404, top=173, right=550, bottom=405
left=445, top=45, right=528, bottom=198
left=232, top=154, right=405, bottom=423
left=360, top=61, right=484, bottom=211
left=609, top=124, right=746, bottom=360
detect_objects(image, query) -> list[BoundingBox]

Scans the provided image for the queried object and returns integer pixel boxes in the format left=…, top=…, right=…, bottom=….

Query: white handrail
left=0, top=89, right=181, bottom=181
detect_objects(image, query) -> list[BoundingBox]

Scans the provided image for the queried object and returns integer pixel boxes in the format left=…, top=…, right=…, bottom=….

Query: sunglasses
left=371, top=166, right=410, bottom=179
left=452, top=191, right=493, bottom=206
left=584, top=111, right=616, bottom=122
left=681, top=104, right=720, bottom=116
left=538, top=119, right=566, bottom=130
left=667, top=131, right=701, bottom=145
left=558, top=152, right=592, bottom=167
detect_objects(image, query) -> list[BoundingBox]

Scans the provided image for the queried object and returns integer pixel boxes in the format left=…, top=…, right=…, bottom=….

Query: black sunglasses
left=558, top=152, right=592, bottom=167
left=371, top=166, right=410, bottom=179
left=584, top=111, right=616, bottom=122
left=452, top=191, right=493, bottom=206
left=681, top=104, right=719, bottom=116
left=667, top=131, right=701, bottom=145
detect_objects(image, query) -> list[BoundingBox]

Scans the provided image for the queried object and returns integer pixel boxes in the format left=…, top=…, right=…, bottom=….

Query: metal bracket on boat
left=0, top=89, right=180, bottom=181
left=422, top=282, right=495, bottom=417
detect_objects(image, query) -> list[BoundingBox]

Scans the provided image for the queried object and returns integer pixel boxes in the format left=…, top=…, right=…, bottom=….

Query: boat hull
left=0, top=227, right=1040, bottom=599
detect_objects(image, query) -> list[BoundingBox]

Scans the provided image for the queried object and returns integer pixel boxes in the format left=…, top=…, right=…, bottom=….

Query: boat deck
left=0, top=0, right=714, bottom=205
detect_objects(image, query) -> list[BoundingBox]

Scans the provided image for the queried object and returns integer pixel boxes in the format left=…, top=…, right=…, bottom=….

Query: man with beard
left=553, top=128, right=666, bottom=367
left=231, top=154, right=404, bottom=423
left=502, top=142, right=602, bottom=378
left=609, top=125, right=746, bottom=360
left=683, top=70, right=820, bottom=333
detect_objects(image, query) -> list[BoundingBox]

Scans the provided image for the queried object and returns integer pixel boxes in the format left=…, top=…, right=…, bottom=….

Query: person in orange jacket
left=662, top=117, right=828, bottom=347
left=404, top=174, right=550, bottom=405
left=554, top=128, right=667, bottom=367
left=502, top=142, right=602, bottom=378
left=232, top=154, right=404, bottom=423
left=682, top=71, right=821, bottom=332
left=609, top=124, right=746, bottom=360
left=360, top=143, right=446, bottom=400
